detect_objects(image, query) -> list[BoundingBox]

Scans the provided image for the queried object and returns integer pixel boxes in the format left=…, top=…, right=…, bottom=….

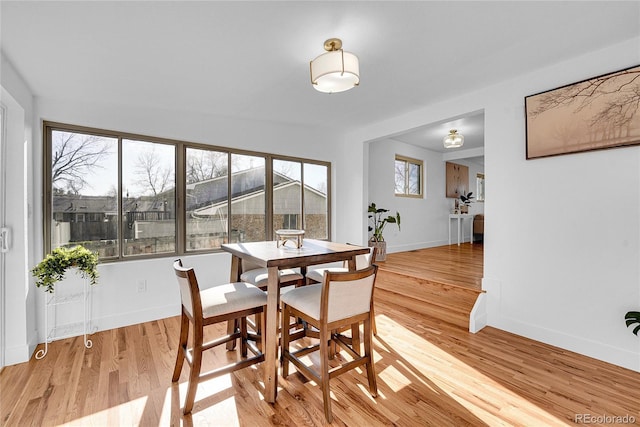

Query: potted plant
left=368, top=202, right=401, bottom=261
left=459, top=192, right=474, bottom=214
left=32, top=245, right=99, bottom=293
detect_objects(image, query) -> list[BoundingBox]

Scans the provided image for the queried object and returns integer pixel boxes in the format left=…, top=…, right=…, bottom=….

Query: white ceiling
left=1, top=1, right=638, bottom=153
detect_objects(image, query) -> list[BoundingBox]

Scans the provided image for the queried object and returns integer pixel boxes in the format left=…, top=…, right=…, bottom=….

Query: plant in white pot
left=367, top=202, right=401, bottom=261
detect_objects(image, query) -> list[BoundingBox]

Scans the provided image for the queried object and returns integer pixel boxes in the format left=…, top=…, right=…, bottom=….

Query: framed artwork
left=445, top=162, right=468, bottom=198
left=525, top=65, right=640, bottom=159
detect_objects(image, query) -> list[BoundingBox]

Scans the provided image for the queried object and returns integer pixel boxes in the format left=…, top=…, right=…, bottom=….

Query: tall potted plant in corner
left=368, top=202, right=401, bottom=261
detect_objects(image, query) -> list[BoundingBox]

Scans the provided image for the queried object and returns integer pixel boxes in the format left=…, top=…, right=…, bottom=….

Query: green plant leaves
left=625, top=311, right=640, bottom=336
left=32, top=245, right=99, bottom=293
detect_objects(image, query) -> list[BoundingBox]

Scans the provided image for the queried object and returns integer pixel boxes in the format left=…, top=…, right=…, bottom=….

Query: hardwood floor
left=377, top=243, right=483, bottom=290
left=3, top=246, right=639, bottom=426
left=376, top=244, right=484, bottom=329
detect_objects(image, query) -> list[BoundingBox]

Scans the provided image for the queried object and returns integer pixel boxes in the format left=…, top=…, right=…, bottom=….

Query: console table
left=449, top=213, right=474, bottom=246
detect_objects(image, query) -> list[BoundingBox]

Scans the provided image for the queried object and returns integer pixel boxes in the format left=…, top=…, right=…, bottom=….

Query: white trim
left=469, top=292, right=487, bottom=333
left=0, top=103, right=6, bottom=369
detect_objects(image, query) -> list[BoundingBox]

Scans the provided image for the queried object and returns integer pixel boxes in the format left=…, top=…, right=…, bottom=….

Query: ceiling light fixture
left=310, top=38, right=359, bottom=93
left=443, top=129, right=464, bottom=148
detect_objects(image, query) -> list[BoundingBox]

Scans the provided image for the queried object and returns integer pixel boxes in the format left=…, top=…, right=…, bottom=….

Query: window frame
left=394, top=154, right=424, bottom=198
left=43, top=121, right=332, bottom=263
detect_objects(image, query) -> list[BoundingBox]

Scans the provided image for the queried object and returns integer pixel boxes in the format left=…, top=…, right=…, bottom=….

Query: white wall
left=367, top=140, right=485, bottom=251
left=348, top=36, right=640, bottom=372
left=24, top=98, right=344, bottom=353
left=368, top=139, right=452, bottom=251
left=1, top=52, right=37, bottom=365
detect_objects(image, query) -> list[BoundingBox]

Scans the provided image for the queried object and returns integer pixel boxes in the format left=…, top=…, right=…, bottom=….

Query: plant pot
left=460, top=205, right=469, bottom=214
left=368, top=239, right=387, bottom=262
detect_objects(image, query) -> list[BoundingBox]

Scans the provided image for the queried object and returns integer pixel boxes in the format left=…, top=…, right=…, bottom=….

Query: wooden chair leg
left=351, top=323, right=361, bottom=355
left=281, top=304, right=291, bottom=378
left=183, top=335, right=203, bottom=415
left=240, top=316, right=248, bottom=357
left=363, top=317, right=378, bottom=397
left=226, top=319, right=238, bottom=350
left=372, top=306, right=378, bottom=336
left=172, top=312, right=189, bottom=382
left=320, top=324, right=333, bottom=423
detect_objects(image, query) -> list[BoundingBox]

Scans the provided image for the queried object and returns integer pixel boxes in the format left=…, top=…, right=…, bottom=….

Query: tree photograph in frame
left=525, top=65, right=640, bottom=159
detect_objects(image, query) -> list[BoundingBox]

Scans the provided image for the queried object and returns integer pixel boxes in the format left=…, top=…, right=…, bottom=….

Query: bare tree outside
left=51, top=131, right=115, bottom=195
left=187, top=149, right=227, bottom=183
left=133, top=145, right=174, bottom=196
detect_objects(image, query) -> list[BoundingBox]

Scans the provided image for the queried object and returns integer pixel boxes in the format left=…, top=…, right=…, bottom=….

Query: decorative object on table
left=625, top=311, right=640, bottom=336
left=275, top=229, right=305, bottom=248
left=459, top=191, right=474, bottom=214
left=310, top=37, right=359, bottom=94
left=32, top=245, right=99, bottom=359
left=32, top=245, right=99, bottom=293
left=525, top=64, right=640, bottom=159
left=443, top=129, right=464, bottom=148
left=367, top=202, right=401, bottom=261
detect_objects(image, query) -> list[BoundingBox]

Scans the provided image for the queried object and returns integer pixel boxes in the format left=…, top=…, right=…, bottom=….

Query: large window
left=272, top=159, right=328, bottom=240
left=395, top=155, right=423, bottom=197
left=44, top=122, right=331, bottom=261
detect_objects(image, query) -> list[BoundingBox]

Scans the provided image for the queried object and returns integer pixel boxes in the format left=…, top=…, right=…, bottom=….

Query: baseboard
left=469, top=292, right=487, bottom=333
left=93, top=304, right=179, bottom=333
left=490, top=314, right=640, bottom=373
left=4, top=344, right=31, bottom=366
left=388, top=240, right=450, bottom=253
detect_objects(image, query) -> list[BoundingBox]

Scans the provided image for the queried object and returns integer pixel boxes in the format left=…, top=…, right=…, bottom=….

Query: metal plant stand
left=35, top=277, right=94, bottom=359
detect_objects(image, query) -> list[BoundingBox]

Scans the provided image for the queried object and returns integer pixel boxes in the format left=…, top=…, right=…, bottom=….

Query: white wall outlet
left=137, top=280, right=147, bottom=292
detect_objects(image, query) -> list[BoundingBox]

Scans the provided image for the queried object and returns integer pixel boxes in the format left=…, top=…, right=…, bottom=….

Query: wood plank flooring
left=3, top=281, right=639, bottom=425
left=375, top=244, right=484, bottom=329
left=377, top=244, right=484, bottom=290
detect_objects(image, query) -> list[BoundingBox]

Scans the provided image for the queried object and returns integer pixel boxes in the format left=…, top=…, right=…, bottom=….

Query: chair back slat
left=323, top=265, right=377, bottom=323
left=173, top=259, right=202, bottom=319
left=342, top=245, right=378, bottom=270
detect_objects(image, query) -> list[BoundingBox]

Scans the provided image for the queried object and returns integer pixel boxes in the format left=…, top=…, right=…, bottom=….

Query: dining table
left=221, top=238, right=371, bottom=403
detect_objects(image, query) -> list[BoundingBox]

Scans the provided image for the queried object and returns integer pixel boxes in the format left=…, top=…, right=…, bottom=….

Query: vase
left=368, top=239, right=387, bottom=261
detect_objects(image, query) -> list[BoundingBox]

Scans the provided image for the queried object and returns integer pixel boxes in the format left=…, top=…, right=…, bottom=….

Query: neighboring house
left=51, top=166, right=328, bottom=254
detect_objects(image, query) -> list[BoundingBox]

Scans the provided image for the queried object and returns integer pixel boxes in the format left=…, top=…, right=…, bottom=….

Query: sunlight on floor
left=157, top=374, right=242, bottom=426
left=66, top=396, right=148, bottom=426
left=375, top=314, right=572, bottom=426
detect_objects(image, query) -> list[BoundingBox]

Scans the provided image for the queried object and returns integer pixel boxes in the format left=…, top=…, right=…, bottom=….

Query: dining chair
left=280, top=265, right=379, bottom=423
left=305, top=245, right=377, bottom=284
left=172, top=259, right=267, bottom=415
left=305, top=245, right=379, bottom=335
left=238, top=258, right=305, bottom=337
left=240, top=258, right=304, bottom=290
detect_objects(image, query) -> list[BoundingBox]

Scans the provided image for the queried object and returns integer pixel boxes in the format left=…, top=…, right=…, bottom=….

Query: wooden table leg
left=264, top=266, right=280, bottom=403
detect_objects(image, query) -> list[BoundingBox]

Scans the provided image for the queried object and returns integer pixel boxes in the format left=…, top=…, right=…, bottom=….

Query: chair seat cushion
left=306, top=267, right=348, bottom=283
left=241, top=268, right=303, bottom=288
left=199, top=282, right=267, bottom=318
left=281, top=284, right=323, bottom=321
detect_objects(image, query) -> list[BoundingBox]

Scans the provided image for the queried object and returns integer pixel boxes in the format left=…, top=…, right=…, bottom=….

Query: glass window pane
left=303, top=163, right=328, bottom=239
left=231, top=154, right=266, bottom=243
left=409, top=162, right=421, bottom=195
left=395, top=159, right=406, bottom=194
left=273, top=159, right=301, bottom=235
left=122, top=139, right=175, bottom=256
left=50, top=130, right=118, bottom=258
left=185, top=148, right=228, bottom=251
